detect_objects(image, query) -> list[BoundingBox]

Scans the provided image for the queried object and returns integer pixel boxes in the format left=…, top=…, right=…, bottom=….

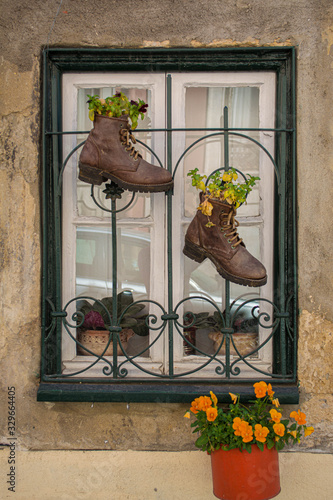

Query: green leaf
left=275, top=439, right=285, bottom=451
left=132, top=319, right=149, bottom=336
left=244, top=443, right=252, bottom=453
left=266, top=439, right=275, bottom=450
left=256, top=441, right=264, bottom=452
left=195, top=434, right=209, bottom=449
left=117, top=290, right=134, bottom=315
left=76, top=299, right=93, bottom=318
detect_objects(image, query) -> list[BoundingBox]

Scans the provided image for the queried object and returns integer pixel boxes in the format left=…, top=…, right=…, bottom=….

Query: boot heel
left=78, top=163, right=107, bottom=186
left=183, top=239, right=206, bottom=263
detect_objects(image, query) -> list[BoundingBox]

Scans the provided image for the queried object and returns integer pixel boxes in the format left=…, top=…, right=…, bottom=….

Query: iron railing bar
left=166, top=74, right=174, bottom=377
left=111, top=199, right=119, bottom=378
left=42, top=374, right=295, bottom=383
left=223, top=107, right=231, bottom=379
left=45, top=127, right=295, bottom=135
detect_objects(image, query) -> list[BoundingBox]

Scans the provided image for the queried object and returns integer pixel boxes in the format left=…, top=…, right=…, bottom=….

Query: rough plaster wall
left=1, top=450, right=333, bottom=499
left=0, top=0, right=332, bottom=452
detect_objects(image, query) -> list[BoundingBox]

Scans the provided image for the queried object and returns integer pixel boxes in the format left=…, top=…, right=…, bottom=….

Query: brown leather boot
left=78, top=114, right=173, bottom=192
left=183, top=195, right=267, bottom=287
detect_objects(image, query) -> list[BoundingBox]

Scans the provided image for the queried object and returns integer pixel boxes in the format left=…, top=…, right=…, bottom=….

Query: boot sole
left=183, top=238, right=267, bottom=288
left=78, top=163, right=173, bottom=193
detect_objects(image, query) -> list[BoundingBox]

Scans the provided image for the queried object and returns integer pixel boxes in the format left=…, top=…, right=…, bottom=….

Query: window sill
left=37, top=381, right=299, bottom=403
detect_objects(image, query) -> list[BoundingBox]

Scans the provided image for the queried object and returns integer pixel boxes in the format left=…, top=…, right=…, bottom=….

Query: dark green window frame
left=38, top=47, right=298, bottom=403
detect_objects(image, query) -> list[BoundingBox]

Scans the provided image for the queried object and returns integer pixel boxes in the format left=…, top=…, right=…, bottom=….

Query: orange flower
left=190, top=396, right=212, bottom=414
left=229, top=392, right=238, bottom=404
left=290, top=410, right=306, bottom=426
left=272, top=398, right=280, bottom=408
left=254, top=424, right=269, bottom=443
left=267, top=383, right=275, bottom=398
left=241, top=422, right=254, bottom=443
left=190, top=398, right=201, bottom=414
left=232, top=417, right=244, bottom=436
left=269, top=409, right=282, bottom=423
left=206, top=407, right=218, bottom=422
left=304, top=426, right=314, bottom=437
left=184, top=412, right=191, bottom=419
left=273, top=423, right=285, bottom=437
left=199, top=396, right=213, bottom=411
left=210, top=391, right=218, bottom=407
left=253, top=381, right=267, bottom=398
left=288, top=430, right=297, bottom=439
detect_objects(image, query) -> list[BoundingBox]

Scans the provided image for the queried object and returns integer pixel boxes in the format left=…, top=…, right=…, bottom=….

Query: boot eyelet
left=231, top=245, right=235, bottom=250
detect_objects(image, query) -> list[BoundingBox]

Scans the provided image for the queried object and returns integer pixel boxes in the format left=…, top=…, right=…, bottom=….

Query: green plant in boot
left=87, top=92, right=148, bottom=130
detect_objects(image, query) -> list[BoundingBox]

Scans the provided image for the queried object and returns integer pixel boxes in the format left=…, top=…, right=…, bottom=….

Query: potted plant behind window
left=76, top=290, right=148, bottom=356
left=184, top=382, right=314, bottom=500
left=208, top=309, right=259, bottom=357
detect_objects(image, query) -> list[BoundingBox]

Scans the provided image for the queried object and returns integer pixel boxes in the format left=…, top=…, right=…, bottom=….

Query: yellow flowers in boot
left=188, top=167, right=260, bottom=228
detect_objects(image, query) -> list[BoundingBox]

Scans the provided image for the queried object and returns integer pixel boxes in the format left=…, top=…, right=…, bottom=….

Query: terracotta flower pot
left=77, top=328, right=134, bottom=356
left=210, top=445, right=280, bottom=500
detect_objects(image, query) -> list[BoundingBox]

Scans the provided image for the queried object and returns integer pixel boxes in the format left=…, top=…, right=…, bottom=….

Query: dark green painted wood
left=37, top=382, right=299, bottom=404
left=44, top=47, right=293, bottom=73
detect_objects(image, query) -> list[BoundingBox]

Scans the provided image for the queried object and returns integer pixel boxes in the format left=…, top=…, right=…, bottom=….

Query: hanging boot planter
left=183, top=168, right=267, bottom=287
left=78, top=93, right=173, bottom=192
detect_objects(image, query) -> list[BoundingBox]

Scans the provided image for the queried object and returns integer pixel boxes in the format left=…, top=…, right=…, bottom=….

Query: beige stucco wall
left=0, top=449, right=333, bottom=499
left=0, top=0, right=332, bottom=497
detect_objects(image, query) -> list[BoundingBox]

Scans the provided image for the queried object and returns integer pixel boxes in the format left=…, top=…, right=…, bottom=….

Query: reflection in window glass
left=76, top=226, right=151, bottom=301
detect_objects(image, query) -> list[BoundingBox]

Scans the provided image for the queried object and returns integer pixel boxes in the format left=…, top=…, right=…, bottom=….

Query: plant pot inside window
left=209, top=331, right=258, bottom=356
left=77, top=328, right=134, bottom=356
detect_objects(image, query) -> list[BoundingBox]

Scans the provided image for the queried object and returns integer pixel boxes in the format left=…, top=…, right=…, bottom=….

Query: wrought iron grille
left=38, top=47, right=298, bottom=403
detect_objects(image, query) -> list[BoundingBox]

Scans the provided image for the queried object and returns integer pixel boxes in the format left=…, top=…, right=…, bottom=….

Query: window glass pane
left=184, top=86, right=260, bottom=218
left=76, top=226, right=151, bottom=301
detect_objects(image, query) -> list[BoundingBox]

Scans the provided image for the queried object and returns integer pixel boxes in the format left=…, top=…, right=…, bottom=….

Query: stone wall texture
left=0, top=0, right=332, bottom=460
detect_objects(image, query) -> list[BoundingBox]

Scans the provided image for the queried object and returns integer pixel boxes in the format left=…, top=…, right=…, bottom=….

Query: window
left=38, top=48, right=298, bottom=403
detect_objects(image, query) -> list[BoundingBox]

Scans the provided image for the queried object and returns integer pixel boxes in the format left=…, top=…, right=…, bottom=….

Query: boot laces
left=120, top=124, right=141, bottom=161
left=219, top=207, right=243, bottom=249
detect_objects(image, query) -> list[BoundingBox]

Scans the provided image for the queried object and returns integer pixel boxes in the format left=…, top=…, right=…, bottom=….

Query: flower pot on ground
left=184, top=382, right=314, bottom=500
left=210, top=444, right=280, bottom=500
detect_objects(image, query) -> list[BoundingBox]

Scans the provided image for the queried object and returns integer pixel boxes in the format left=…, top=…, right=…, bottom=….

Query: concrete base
left=0, top=449, right=332, bottom=499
